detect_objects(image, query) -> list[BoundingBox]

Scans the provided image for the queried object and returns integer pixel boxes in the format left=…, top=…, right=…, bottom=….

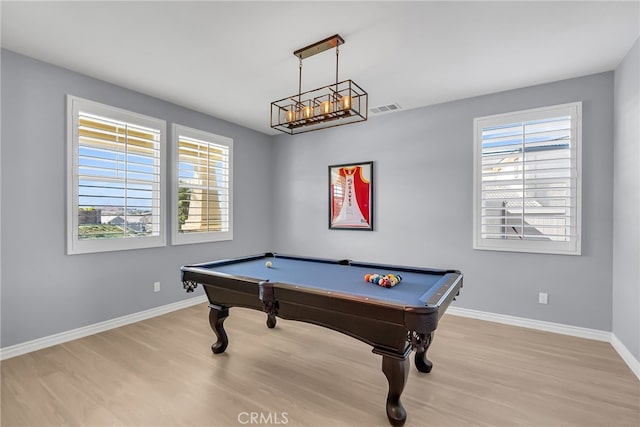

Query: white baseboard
left=446, top=306, right=611, bottom=341
left=447, top=306, right=640, bottom=380
left=610, top=333, right=640, bottom=380
left=0, top=295, right=208, bottom=361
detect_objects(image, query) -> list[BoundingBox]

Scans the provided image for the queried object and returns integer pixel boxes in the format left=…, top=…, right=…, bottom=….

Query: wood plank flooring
left=1, top=303, right=638, bottom=426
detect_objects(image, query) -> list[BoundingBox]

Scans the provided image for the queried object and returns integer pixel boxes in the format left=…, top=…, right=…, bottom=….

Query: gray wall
left=272, top=72, right=615, bottom=331
left=0, top=50, right=273, bottom=348
left=613, top=38, right=640, bottom=360
left=1, top=47, right=629, bottom=351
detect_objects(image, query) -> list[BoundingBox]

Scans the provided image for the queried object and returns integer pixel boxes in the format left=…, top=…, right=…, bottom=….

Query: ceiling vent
left=369, top=103, right=402, bottom=115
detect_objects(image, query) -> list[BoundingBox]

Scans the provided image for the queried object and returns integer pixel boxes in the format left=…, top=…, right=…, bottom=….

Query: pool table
left=182, top=253, right=462, bottom=426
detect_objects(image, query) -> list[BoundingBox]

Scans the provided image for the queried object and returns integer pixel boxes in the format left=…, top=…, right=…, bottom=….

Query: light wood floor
left=1, top=303, right=638, bottom=426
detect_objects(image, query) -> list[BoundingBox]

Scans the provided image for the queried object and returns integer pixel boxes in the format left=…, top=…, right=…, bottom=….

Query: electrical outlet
left=538, top=292, right=548, bottom=304
left=154, top=282, right=161, bottom=293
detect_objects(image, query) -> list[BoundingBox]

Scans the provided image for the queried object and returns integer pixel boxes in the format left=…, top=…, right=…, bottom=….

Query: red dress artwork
left=331, top=165, right=370, bottom=228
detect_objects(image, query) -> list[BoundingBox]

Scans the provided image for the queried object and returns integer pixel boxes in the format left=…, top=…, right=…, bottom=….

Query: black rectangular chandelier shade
left=270, top=79, right=368, bottom=135
left=270, top=34, right=368, bottom=135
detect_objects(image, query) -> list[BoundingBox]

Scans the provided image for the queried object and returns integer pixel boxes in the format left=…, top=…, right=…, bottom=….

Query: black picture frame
left=328, top=161, right=374, bottom=230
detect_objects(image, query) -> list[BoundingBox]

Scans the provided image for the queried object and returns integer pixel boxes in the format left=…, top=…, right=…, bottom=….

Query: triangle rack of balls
left=364, top=273, right=402, bottom=288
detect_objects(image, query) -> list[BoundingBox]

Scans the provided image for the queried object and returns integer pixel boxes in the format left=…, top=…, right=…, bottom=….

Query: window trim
left=171, top=124, right=233, bottom=245
left=66, top=95, right=167, bottom=255
left=473, top=102, right=582, bottom=255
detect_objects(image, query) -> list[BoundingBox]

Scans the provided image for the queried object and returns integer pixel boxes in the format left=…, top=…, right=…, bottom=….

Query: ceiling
left=2, top=1, right=639, bottom=135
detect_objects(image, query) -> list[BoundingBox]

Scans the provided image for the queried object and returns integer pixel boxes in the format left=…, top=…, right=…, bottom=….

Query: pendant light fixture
left=270, top=34, right=368, bottom=135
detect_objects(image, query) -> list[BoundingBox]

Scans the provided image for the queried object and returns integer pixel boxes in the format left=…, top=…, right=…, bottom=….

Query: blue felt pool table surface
left=196, top=256, right=448, bottom=306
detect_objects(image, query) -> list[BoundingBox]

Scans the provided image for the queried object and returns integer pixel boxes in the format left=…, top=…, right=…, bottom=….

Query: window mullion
left=123, top=124, right=129, bottom=238
left=206, top=142, right=210, bottom=233
left=520, top=123, right=526, bottom=239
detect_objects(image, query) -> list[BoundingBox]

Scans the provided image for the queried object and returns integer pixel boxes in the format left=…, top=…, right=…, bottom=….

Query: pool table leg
left=263, top=301, right=278, bottom=329
left=412, top=332, right=434, bottom=373
left=266, top=314, right=277, bottom=329
left=379, top=350, right=411, bottom=427
left=208, top=304, right=229, bottom=354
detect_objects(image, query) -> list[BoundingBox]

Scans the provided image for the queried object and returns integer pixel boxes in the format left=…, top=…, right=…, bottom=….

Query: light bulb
left=285, top=109, right=296, bottom=123
left=341, top=95, right=352, bottom=111
left=320, top=100, right=332, bottom=115
left=302, top=105, right=314, bottom=119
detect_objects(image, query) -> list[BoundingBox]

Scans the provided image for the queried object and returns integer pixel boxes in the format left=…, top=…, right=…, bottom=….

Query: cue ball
left=265, top=261, right=272, bottom=268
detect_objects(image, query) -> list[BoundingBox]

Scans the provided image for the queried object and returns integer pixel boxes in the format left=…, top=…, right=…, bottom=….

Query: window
left=473, top=102, right=582, bottom=255
left=172, top=124, right=233, bottom=245
left=67, top=96, right=166, bottom=254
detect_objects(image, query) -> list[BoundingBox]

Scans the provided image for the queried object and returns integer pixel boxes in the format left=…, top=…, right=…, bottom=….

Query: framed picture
left=329, top=161, right=373, bottom=230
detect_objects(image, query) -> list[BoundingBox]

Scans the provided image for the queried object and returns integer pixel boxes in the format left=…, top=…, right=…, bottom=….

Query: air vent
left=369, top=103, right=402, bottom=115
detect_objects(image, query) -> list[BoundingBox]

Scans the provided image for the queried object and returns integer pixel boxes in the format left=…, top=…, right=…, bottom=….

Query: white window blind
left=172, top=125, right=233, bottom=245
left=67, top=96, right=166, bottom=254
left=473, top=103, right=581, bottom=255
